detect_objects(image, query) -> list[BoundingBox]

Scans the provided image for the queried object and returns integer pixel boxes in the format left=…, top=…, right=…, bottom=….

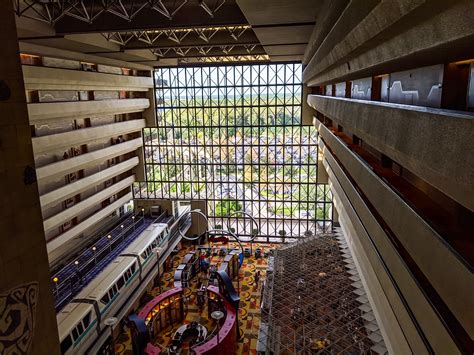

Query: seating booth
left=192, top=285, right=238, bottom=355
left=174, top=251, right=200, bottom=288
left=139, top=288, right=185, bottom=340
left=133, top=268, right=240, bottom=355
left=218, top=250, right=240, bottom=280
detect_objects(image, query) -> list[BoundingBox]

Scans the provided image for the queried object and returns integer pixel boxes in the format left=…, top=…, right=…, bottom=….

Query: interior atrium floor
left=114, top=230, right=387, bottom=354
left=115, top=241, right=276, bottom=354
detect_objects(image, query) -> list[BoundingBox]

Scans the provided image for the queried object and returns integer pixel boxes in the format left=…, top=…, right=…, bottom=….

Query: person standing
left=254, top=270, right=261, bottom=289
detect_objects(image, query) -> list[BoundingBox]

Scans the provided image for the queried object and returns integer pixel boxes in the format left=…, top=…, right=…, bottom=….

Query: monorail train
left=57, top=222, right=170, bottom=354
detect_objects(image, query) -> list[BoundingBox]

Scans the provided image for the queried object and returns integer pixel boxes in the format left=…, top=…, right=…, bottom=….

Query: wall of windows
left=134, top=63, right=332, bottom=241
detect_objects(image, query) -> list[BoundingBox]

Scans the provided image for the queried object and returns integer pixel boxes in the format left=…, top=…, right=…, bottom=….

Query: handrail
left=52, top=213, right=151, bottom=310
left=51, top=211, right=133, bottom=273
left=53, top=214, right=141, bottom=286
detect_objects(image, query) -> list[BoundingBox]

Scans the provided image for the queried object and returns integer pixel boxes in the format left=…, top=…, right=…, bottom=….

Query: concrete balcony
left=23, top=65, right=153, bottom=91
left=308, top=95, right=474, bottom=211
left=28, top=98, right=150, bottom=123
left=317, top=123, right=473, bottom=349
left=36, top=137, right=142, bottom=181
left=32, top=119, right=145, bottom=154
left=43, top=175, right=135, bottom=232
left=46, top=192, right=132, bottom=255
left=40, top=157, right=139, bottom=208
left=325, top=158, right=443, bottom=354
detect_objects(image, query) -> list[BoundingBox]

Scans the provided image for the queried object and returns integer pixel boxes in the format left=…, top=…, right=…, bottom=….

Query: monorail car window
left=101, top=293, right=110, bottom=304
left=131, top=264, right=136, bottom=273
left=83, top=312, right=91, bottom=328
left=72, top=328, right=79, bottom=340
left=117, top=276, right=125, bottom=289
left=60, top=335, right=73, bottom=354
left=77, top=323, right=84, bottom=335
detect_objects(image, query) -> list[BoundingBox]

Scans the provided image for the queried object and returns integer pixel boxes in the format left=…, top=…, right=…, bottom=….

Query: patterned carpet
left=115, top=242, right=278, bottom=355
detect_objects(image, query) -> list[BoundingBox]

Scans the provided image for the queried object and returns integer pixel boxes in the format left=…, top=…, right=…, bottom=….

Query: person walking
left=254, top=270, right=261, bottom=290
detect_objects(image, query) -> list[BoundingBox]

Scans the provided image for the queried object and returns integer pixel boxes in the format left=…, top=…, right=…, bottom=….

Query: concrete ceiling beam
left=304, top=0, right=474, bottom=86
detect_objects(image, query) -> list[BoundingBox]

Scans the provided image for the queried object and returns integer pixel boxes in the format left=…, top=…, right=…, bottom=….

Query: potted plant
left=279, top=229, right=286, bottom=242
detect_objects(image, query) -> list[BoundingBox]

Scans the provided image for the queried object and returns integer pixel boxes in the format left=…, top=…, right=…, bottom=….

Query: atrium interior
left=0, top=1, right=473, bottom=355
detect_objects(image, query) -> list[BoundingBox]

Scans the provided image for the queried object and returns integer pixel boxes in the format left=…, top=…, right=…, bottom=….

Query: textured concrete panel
left=351, top=77, right=372, bottom=100
left=28, top=98, right=150, bottom=122
left=308, top=95, right=474, bottom=211
left=305, top=0, right=474, bottom=85
left=323, top=154, right=457, bottom=353
left=318, top=123, right=474, bottom=338
left=0, top=1, right=60, bottom=353
left=237, top=0, right=319, bottom=25
left=253, top=25, right=313, bottom=45
left=36, top=137, right=142, bottom=181
left=388, top=65, right=444, bottom=108
left=23, top=65, right=153, bottom=91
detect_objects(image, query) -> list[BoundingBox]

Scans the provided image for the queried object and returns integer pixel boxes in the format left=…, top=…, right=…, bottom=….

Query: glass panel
left=145, top=64, right=333, bottom=241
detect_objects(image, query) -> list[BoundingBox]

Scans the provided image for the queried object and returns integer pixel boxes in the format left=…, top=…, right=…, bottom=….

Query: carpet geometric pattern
left=114, top=242, right=277, bottom=355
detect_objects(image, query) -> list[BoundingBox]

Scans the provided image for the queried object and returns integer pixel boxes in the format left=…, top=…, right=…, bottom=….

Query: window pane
left=145, top=64, right=333, bottom=241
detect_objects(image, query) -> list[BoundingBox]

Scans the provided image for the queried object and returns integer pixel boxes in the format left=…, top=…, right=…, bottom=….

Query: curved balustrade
left=192, top=286, right=238, bottom=355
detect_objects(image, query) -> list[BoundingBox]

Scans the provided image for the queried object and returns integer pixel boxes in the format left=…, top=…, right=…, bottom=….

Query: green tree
left=214, top=199, right=243, bottom=217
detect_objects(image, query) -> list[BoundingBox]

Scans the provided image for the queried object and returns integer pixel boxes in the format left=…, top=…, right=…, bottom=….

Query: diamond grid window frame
left=135, top=63, right=333, bottom=242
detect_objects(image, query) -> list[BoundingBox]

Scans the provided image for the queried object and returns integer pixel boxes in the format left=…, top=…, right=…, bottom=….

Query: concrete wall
left=304, top=0, right=474, bottom=86
left=21, top=47, right=154, bottom=263
left=320, top=139, right=460, bottom=353
left=28, top=98, right=150, bottom=122
left=40, top=157, right=138, bottom=207
left=317, top=123, right=474, bottom=337
left=308, top=95, right=474, bottom=211
left=23, top=65, right=153, bottom=91
left=32, top=118, right=145, bottom=154
left=36, top=137, right=142, bottom=182
left=43, top=176, right=135, bottom=232
left=0, top=2, right=60, bottom=353
left=46, top=192, right=132, bottom=255
left=303, top=3, right=474, bottom=352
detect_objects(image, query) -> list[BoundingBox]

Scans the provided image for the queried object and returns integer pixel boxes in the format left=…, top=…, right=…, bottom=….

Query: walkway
left=52, top=213, right=172, bottom=311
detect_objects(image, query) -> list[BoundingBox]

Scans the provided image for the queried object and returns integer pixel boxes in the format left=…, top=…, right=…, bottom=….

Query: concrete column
left=188, top=201, right=208, bottom=237
left=143, top=89, right=157, bottom=127
left=135, top=89, right=155, bottom=181
left=301, top=84, right=317, bottom=125
left=332, top=202, right=339, bottom=224
left=0, top=1, right=60, bottom=353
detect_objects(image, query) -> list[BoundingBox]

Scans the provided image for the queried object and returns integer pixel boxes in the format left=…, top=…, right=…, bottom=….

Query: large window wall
left=134, top=63, right=332, bottom=241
